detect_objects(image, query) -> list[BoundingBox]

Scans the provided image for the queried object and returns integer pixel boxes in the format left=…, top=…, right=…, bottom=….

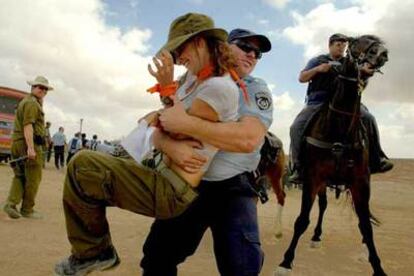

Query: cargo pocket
left=75, top=169, right=114, bottom=203
left=241, top=231, right=264, bottom=275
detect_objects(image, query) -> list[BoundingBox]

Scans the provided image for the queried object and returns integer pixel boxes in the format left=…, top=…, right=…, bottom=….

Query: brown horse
left=276, top=35, right=389, bottom=276
left=258, top=132, right=286, bottom=238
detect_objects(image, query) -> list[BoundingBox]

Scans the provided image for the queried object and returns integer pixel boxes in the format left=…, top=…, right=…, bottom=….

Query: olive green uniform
left=63, top=150, right=198, bottom=258
left=7, top=94, right=45, bottom=214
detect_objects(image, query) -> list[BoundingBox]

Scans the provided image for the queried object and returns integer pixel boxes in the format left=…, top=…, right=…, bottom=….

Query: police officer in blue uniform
left=289, top=33, right=393, bottom=184
left=140, top=28, right=274, bottom=276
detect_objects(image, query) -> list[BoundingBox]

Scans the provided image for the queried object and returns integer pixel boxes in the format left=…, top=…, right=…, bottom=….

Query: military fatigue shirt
left=12, top=94, right=45, bottom=142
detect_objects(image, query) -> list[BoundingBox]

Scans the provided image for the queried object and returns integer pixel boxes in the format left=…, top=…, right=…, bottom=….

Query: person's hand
left=166, top=139, right=207, bottom=173
left=359, top=62, right=375, bottom=76
left=27, top=147, right=36, bottom=160
left=148, top=50, right=174, bottom=87
left=159, top=96, right=191, bottom=133
left=317, top=63, right=332, bottom=73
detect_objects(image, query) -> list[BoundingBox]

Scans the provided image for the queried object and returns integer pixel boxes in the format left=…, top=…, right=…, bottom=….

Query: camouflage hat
left=160, top=13, right=228, bottom=53
left=27, top=75, right=54, bottom=91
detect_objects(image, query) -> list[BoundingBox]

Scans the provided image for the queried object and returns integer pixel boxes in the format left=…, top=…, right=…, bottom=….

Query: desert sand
left=0, top=159, right=413, bottom=275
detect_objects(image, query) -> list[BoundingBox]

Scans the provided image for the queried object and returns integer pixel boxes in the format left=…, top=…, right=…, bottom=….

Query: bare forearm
left=178, top=116, right=265, bottom=153
left=23, top=124, right=35, bottom=151
left=299, top=67, right=319, bottom=83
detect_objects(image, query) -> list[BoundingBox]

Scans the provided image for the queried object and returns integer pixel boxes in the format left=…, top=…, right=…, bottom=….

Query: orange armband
left=147, top=82, right=178, bottom=97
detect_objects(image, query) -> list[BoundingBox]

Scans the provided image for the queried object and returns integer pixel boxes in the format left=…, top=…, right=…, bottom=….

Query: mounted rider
left=289, top=33, right=393, bottom=184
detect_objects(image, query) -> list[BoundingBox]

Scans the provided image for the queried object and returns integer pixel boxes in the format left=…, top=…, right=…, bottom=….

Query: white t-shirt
left=177, top=73, right=239, bottom=171
left=121, top=73, right=239, bottom=171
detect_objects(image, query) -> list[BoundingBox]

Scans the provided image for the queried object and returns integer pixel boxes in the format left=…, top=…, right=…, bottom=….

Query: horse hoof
left=274, top=266, right=292, bottom=276
left=310, top=240, right=321, bottom=248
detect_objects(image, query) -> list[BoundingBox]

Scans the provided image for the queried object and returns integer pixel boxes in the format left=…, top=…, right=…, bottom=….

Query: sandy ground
left=0, top=159, right=413, bottom=276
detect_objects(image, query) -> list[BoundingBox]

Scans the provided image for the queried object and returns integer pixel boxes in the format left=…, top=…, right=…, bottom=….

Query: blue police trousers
left=140, top=172, right=264, bottom=276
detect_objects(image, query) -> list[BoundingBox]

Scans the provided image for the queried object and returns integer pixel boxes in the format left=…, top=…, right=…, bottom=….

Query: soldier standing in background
left=3, top=76, right=53, bottom=219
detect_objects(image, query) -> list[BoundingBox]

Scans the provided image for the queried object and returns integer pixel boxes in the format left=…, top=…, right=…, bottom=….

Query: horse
left=276, top=35, right=389, bottom=276
left=257, top=132, right=286, bottom=238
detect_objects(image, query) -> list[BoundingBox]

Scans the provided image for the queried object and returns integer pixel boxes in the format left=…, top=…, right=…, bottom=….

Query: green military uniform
left=6, top=94, right=45, bottom=215
left=63, top=150, right=198, bottom=258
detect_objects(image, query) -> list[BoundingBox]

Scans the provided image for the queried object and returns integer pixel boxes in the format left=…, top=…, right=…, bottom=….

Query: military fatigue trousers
left=63, top=150, right=198, bottom=259
left=7, top=140, right=43, bottom=214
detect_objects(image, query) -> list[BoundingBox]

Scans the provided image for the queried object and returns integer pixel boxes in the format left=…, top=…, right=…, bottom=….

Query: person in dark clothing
left=288, top=33, right=393, bottom=184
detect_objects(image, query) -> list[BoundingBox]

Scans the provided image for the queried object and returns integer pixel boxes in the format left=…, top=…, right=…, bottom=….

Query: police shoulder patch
left=255, top=91, right=272, bottom=110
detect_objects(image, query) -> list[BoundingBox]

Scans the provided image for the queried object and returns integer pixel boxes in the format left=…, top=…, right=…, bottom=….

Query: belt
left=156, top=161, right=198, bottom=203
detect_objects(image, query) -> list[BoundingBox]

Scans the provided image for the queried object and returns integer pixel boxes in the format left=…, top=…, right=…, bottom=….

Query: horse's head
left=348, top=35, right=388, bottom=78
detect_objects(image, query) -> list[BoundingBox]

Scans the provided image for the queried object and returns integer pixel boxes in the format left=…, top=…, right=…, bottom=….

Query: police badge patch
left=255, top=92, right=272, bottom=110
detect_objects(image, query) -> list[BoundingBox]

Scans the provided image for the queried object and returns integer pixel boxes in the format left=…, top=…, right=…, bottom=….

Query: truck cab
left=0, top=87, right=28, bottom=162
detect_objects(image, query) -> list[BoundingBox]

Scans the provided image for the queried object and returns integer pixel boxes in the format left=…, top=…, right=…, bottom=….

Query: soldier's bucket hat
left=160, top=13, right=228, bottom=55
left=27, top=76, right=54, bottom=91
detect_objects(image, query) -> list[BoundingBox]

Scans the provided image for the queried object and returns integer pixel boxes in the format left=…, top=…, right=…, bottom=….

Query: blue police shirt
left=203, top=75, right=273, bottom=181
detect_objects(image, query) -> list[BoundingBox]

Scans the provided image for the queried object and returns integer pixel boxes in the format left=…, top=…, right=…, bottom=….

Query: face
left=31, top=85, right=48, bottom=100
left=329, top=40, right=348, bottom=59
left=229, top=38, right=261, bottom=78
left=173, top=37, right=210, bottom=74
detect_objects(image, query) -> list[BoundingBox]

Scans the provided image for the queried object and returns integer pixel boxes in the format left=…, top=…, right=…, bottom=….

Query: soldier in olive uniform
left=3, top=76, right=52, bottom=219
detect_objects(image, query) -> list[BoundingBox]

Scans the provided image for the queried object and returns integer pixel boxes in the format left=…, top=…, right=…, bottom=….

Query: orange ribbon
left=147, top=82, right=178, bottom=97
left=229, top=69, right=250, bottom=105
left=196, top=64, right=215, bottom=81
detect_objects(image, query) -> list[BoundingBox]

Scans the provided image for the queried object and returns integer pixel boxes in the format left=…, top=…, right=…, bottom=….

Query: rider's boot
left=288, top=163, right=303, bottom=185
left=370, top=149, right=393, bottom=174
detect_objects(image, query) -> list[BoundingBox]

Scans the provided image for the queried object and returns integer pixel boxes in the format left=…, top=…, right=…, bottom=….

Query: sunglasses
left=35, top=85, right=48, bottom=91
left=232, top=40, right=262, bottom=59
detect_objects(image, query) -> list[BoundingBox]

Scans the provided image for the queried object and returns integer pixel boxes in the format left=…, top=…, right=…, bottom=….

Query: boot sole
left=55, top=255, right=120, bottom=276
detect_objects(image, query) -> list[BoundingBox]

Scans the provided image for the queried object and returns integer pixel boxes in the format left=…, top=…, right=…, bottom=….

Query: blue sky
left=1, top=0, right=413, bottom=157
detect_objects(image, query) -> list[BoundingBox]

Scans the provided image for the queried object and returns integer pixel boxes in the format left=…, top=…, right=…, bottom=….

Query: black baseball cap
left=228, top=28, right=272, bottom=52
left=329, top=33, right=348, bottom=44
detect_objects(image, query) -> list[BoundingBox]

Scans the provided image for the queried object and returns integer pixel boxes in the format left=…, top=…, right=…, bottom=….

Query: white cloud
left=0, top=0, right=162, bottom=141
left=269, top=91, right=304, bottom=152
left=283, top=3, right=382, bottom=59
left=274, top=91, right=296, bottom=111
left=262, top=0, right=291, bottom=10
left=258, top=19, right=270, bottom=26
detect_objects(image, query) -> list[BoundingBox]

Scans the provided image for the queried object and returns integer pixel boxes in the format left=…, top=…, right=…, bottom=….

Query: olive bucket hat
left=160, top=13, right=228, bottom=54
left=27, top=75, right=54, bottom=90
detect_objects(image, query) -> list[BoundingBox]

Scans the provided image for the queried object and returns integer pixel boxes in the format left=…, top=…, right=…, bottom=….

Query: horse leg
left=268, top=149, right=286, bottom=239
left=351, top=179, right=386, bottom=276
left=310, top=187, right=328, bottom=248
left=277, top=177, right=318, bottom=272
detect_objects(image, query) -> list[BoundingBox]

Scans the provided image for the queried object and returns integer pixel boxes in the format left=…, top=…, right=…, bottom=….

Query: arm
left=164, top=113, right=265, bottom=153
left=299, top=63, right=331, bottom=83
left=159, top=92, right=267, bottom=153
left=24, top=124, right=36, bottom=159
left=152, top=129, right=207, bottom=173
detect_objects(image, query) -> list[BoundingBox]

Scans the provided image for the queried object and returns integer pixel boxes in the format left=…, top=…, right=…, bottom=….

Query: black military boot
left=288, top=163, right=303, bottom=186
left=377, top=157, right=394, bottom=173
